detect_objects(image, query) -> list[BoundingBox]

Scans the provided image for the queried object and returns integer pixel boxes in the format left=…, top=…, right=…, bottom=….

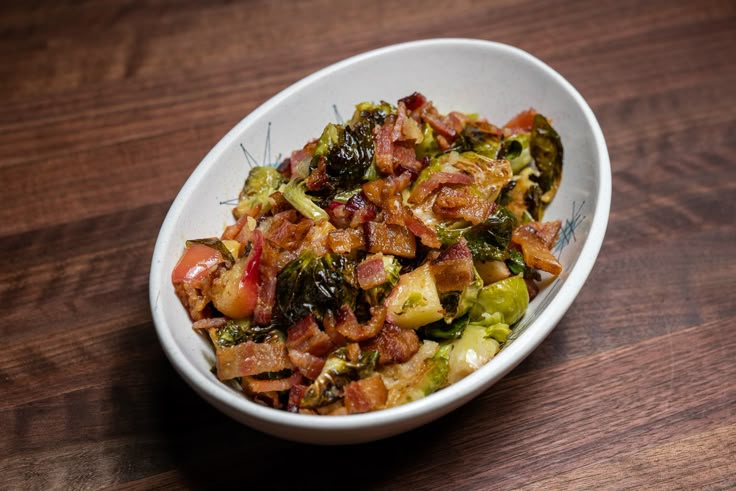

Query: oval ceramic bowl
left=150, top=38, right=611, bottom=445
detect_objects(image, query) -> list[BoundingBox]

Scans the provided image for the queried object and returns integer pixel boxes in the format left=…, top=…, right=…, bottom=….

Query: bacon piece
left=430, top=237, right=474, bottom=292
left=393, top=142, right=424, bottom=175
left=362, top=172, right=412, bottom=207
left=511, top=224, right=563, bottom=275
left=526, top=220, right=562, bottom=249
left=391, top=101, right=408, bottom=142
left=288, top=350, right=325, bottom=380
left=344, top=374, right=388, bottom=414
left=357, top=254, right=388, bottom=290
left=364, top=222, right=416, bottom=258
left=373, top=121, right=395, bottom=174
left=503, top=108, right=537, bottom=134
left=336, top=305, right=387, bottom=342
left=277, top=157, right=292, bottom=178
left=306, top=155, right=330, bottom=191
left=286, top=314, right=333, bottom=357
left=192, top=317, right=228, bottom=331
left=344, top=192, right=379, bottom=228
left=422, top=104, right=457, bottom=141
left=327, top=228, right=366, bottom=254
left=243, top=371, right=303, bottom=393
left=323, top=310, right=347, bottom=346
left=404, top=211, right=441, bottom=249
left=222, top=212, right=250, bottom=240
left=432, top=186, right=494, bottom=225
left=289, top=142, right=315, bottom=178
left=399, top=92, right=428, bottom=111
left=287, top=384, right=308, bottom=413
left=215, top=340, right=292, bottom=381
left=266, top=212, right=313, bottom=251
left=362, top=323, right=420, bottom=365
left=253, top=241, right=280, bottom=326
left=408, top=171, right=473, bottom=204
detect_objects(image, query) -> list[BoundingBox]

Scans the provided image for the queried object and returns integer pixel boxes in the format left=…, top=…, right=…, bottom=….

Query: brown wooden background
left=2, top=0, right=735, bottom=489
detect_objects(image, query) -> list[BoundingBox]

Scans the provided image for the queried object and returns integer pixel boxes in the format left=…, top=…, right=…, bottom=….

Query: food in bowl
left=171, top=92, right=564, bottom=415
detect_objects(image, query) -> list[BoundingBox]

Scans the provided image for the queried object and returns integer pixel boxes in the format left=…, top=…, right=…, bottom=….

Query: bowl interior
left=150, top=38, right=610, bottom=444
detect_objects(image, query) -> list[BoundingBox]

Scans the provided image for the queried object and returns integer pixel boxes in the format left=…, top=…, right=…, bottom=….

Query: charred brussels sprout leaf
left=464, top=207, right=517, bottom=261
left=365, top=255, right=402, bottom=306
left=234, top=166, right=285, bottom=219
left=212, top=319, right=279, bottom=348
left=300, top=347, right=379, bottom=408
left=274, top=252, right=358, bottom=326
left=530, top=114, right=563, bottom=201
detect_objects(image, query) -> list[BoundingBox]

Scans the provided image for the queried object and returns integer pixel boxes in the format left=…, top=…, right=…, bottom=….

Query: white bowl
left=149, top=38, right=611, bottom=445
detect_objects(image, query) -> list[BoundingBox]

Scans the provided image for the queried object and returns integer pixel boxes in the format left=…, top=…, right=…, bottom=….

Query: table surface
left=2, top=0, right=735, bottom=489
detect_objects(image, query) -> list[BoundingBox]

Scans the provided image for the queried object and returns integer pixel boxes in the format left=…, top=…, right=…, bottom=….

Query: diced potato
left=385, top=264, right=444, bottom=329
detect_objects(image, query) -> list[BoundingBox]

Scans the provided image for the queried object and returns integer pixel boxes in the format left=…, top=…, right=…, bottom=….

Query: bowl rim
left=149, top=37, right=611, bottom=436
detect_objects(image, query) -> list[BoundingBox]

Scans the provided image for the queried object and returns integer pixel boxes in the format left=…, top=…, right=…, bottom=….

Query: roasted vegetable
left=469, top=274, right=529, bottom=326
left=364, top=254, right=402, bottom=306
left=462, top=207, right=518, bottom=262
left=234, top=166, right=285, bottom=219
left=300, top=347, right=379, bottom=408
left=530, top=114, right=563, bottom=203
left=274, top=251, right=358, bottom=326
left=385, top=263, right=444, bottom=330
left=282, top=178, right=329, bottom=222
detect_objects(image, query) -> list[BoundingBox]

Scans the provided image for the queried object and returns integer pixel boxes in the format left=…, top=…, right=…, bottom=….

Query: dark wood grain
left=1, top=0, right=734, bottom=489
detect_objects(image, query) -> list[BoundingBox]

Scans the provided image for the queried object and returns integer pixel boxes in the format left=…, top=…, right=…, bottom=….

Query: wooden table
left=2, top=1, right=734, bottom=489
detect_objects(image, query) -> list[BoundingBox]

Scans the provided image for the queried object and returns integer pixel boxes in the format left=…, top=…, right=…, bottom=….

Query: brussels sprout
left=381, top=341, right=451, bottom=406
left=281, top=179, right=329, bottom=222
left=469, top=274, right=529, bottom=326
left=300, top=347, right=379, bottom=408
left=447, top=324, right=501, bottom=384
left=452, top=151, right=513, bottom=203
left=416, top=123, right=439, bottom=159
left=233, top=166, right=285, bottom=219
left=463, top=206, right=517, bottom=262
left=274, top=252, right=358, bottom=326
left=210, top=319, right=279, bottom=349
left=499, top=133, right=532, bottom=173
left=530, top=114, right=563, bottom=203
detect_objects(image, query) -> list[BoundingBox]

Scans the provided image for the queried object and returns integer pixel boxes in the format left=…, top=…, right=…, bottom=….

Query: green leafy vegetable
left=463, top=207, right=517, bottom=261
left=300, top=347, right=379, bottom=408
left=274, top=252, right=358, bottom=326
left=530, top=114, right=563, bottom=202
left=469, top=275, right=529, bottom=326
left=365, top=255, right=402, bottom=306
left=234, top=166, right=285, bottom=219
left=212, top=319, right=279, bottom=349
left=282, top=179, right=329, bottom=221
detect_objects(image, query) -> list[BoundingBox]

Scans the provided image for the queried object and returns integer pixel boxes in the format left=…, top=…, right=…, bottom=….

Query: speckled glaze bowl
left=149, top=38, right=611, bottom=445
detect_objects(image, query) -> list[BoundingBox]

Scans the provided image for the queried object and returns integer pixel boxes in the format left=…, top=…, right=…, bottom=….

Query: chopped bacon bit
left=349, top=204, right=378, bottom=228
left=266, top=212, right=313, bottom=251
left=408, top=171, right=473, bottom=204
left=336, top=305, right=387, bottom=342
left=373, top=121, right=395, bottom=175
left=344, top=374, right=388, bottom=414
left=286, top=314, right=334, bottom=357
left=392, top=142, right=424, bottom=175
left=404, top=211, right=441, bottom=249
left=346, top=342, right=361, bottom=362
left=391, top=101, right=408, bottom=142
left=422, top=104, right=457, bottom=141
left=364, top=222, right=416, bottom=258
left=215, top=340, right=292, bottom=381
left=526, top=220, right=562, bottom=249
left=288, top=349, right=325, bottom=380
left=269, top=191, right=293, bottom=215
left=362, top=323, right=420, bottom=365
left=399, top=92, right=427, bottom=111
left=362, top=172, right=412, bottom=208
left=432, top=186, right=494, bottom=225
left=357, top=254, right=388, bottom=290
left=287, top=384, right=308, bottom=413
left=448, top=111, right=470, bottom=134
left=511, top=224, right=563, bottom=275
left=192, top=317, right=228, bottom=331
left=253, top=240, right=280, bottom=325
left=327, top=228, right=366, bottom=254
left=174, top=281, right=214, bottom=321
left=323, top=310, right=347, bottom=346
left=326, top=201, right=351, bottom=228
left=277, top=158, right=292, bottom=179
left=430, top=237, right=475, bottom=292
left=305, top=155, right=329, bottom=191
left=243, top=371, right=303, bottom=393
left=503, top=108, right=537, bottom=133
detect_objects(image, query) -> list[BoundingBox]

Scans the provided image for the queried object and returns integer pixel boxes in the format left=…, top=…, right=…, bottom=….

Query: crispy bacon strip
left=373, top=121, right=395, bottom=174
left=430, top=237, right=475, bottom=292
left=357, top=254, right=388, bottom=290
left=288, top=350, right=325, bottom=380
left=432, top=186, right=494, bottom=225
left=364, top=222, right=416, bottom=258
left=408, top=171, right=473, bottom=204
left=243, top=371, right=303, bottom=393
left=404, top=211, right=441, bottom=249
left=215, top=340, right=292, bottom=381
left=192, top=317, right=228, bottom=331
left=335, top=305, right=387, bottom=342
left=526, top=220, right=562, bottom=249
left=511, top=224, right=563, bottom=275
left=327, top=228, right=366, bottom=254
left=362, top=323, right=419, bottom=365
left=344, top=374, right=388, bottom=414
left=286, top=314, right=333, bottom=357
